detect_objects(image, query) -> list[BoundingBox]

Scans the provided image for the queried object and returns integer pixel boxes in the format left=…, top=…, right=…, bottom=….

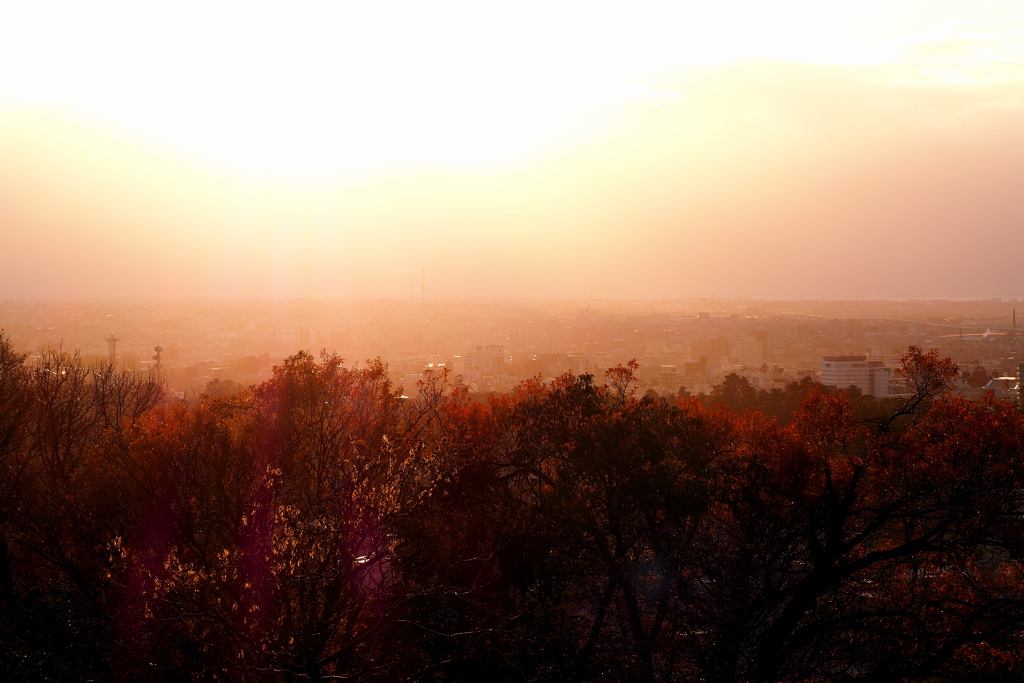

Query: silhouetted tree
left=708, top=373, right=758, bottom=412
left=0, top=343, right=1020, bottom=682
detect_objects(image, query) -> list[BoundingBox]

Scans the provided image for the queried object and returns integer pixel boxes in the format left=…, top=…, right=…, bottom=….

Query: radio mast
left=105, top=333, right=120, bottom=370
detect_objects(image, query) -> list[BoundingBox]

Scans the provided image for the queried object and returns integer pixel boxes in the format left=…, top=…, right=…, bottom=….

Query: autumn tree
left=0, top=332, right=29, bottom=670
left=0, top=343, right=166, bottom=680
left=873, top=345, right=959, bottom=432
left=0, top=342, right=1020, bottom=682
left=100, top=353, right=472, bottom=681
left=680, top=384, right=1024, bottom=682
left=707, top=372, right=758, bottom=412
left=447, top=366, right=722, bottom=682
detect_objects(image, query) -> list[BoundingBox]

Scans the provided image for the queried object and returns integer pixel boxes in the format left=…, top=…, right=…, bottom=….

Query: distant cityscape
left=3, top=298, right=1023, bottom=401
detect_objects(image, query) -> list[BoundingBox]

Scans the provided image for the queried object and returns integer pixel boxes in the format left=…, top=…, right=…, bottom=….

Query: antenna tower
left=105, top=333, right=120, bottom=369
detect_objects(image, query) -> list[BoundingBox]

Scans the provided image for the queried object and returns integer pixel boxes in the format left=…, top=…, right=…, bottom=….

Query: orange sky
left=3, top=1, right=1024, bottom=300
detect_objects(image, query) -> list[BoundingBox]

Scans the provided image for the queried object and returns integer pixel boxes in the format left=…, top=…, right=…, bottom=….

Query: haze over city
left=3, top=0, right=1024, bottom=301
left=12, top=4, right=1024, bottom=680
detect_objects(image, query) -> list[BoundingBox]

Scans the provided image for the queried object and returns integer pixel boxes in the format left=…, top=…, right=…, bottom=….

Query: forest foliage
left=1, top=333, right=1023, bottom=682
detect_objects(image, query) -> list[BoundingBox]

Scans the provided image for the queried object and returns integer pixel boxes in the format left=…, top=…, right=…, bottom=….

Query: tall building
left=750, top=329, right=768, bottom=359
left=463, top=345, right=506, bottom=375
left=821, top=355, right=889, bottom=397
left=731, top=334, right=764, bottom=367
left=868, top=362, right=890, bottom=398
left=690, top=336, right=729, bottom=364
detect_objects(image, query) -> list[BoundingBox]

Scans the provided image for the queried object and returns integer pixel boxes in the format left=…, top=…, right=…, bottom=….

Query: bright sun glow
left=3, top=0, right=1024, bottom=177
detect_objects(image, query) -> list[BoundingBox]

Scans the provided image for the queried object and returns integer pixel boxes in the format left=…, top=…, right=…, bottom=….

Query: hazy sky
left=3, top=1, right=1024, bottom=300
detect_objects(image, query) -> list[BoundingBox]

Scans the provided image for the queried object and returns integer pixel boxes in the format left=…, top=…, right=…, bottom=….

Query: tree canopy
left=0, top=336, right=1022, bottom=682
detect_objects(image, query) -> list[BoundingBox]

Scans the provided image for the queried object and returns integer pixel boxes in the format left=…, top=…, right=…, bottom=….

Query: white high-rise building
left=821, top=356, right=869, bottom=392
left=821, top=356, right=889, bottom=397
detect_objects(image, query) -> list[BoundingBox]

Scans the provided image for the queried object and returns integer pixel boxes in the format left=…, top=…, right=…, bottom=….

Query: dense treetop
left=0, top=333, right=1022, bottom=682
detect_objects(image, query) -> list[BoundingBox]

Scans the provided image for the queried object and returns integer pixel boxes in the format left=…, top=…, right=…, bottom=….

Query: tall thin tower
left=105, top=333, right=120, bottom=369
